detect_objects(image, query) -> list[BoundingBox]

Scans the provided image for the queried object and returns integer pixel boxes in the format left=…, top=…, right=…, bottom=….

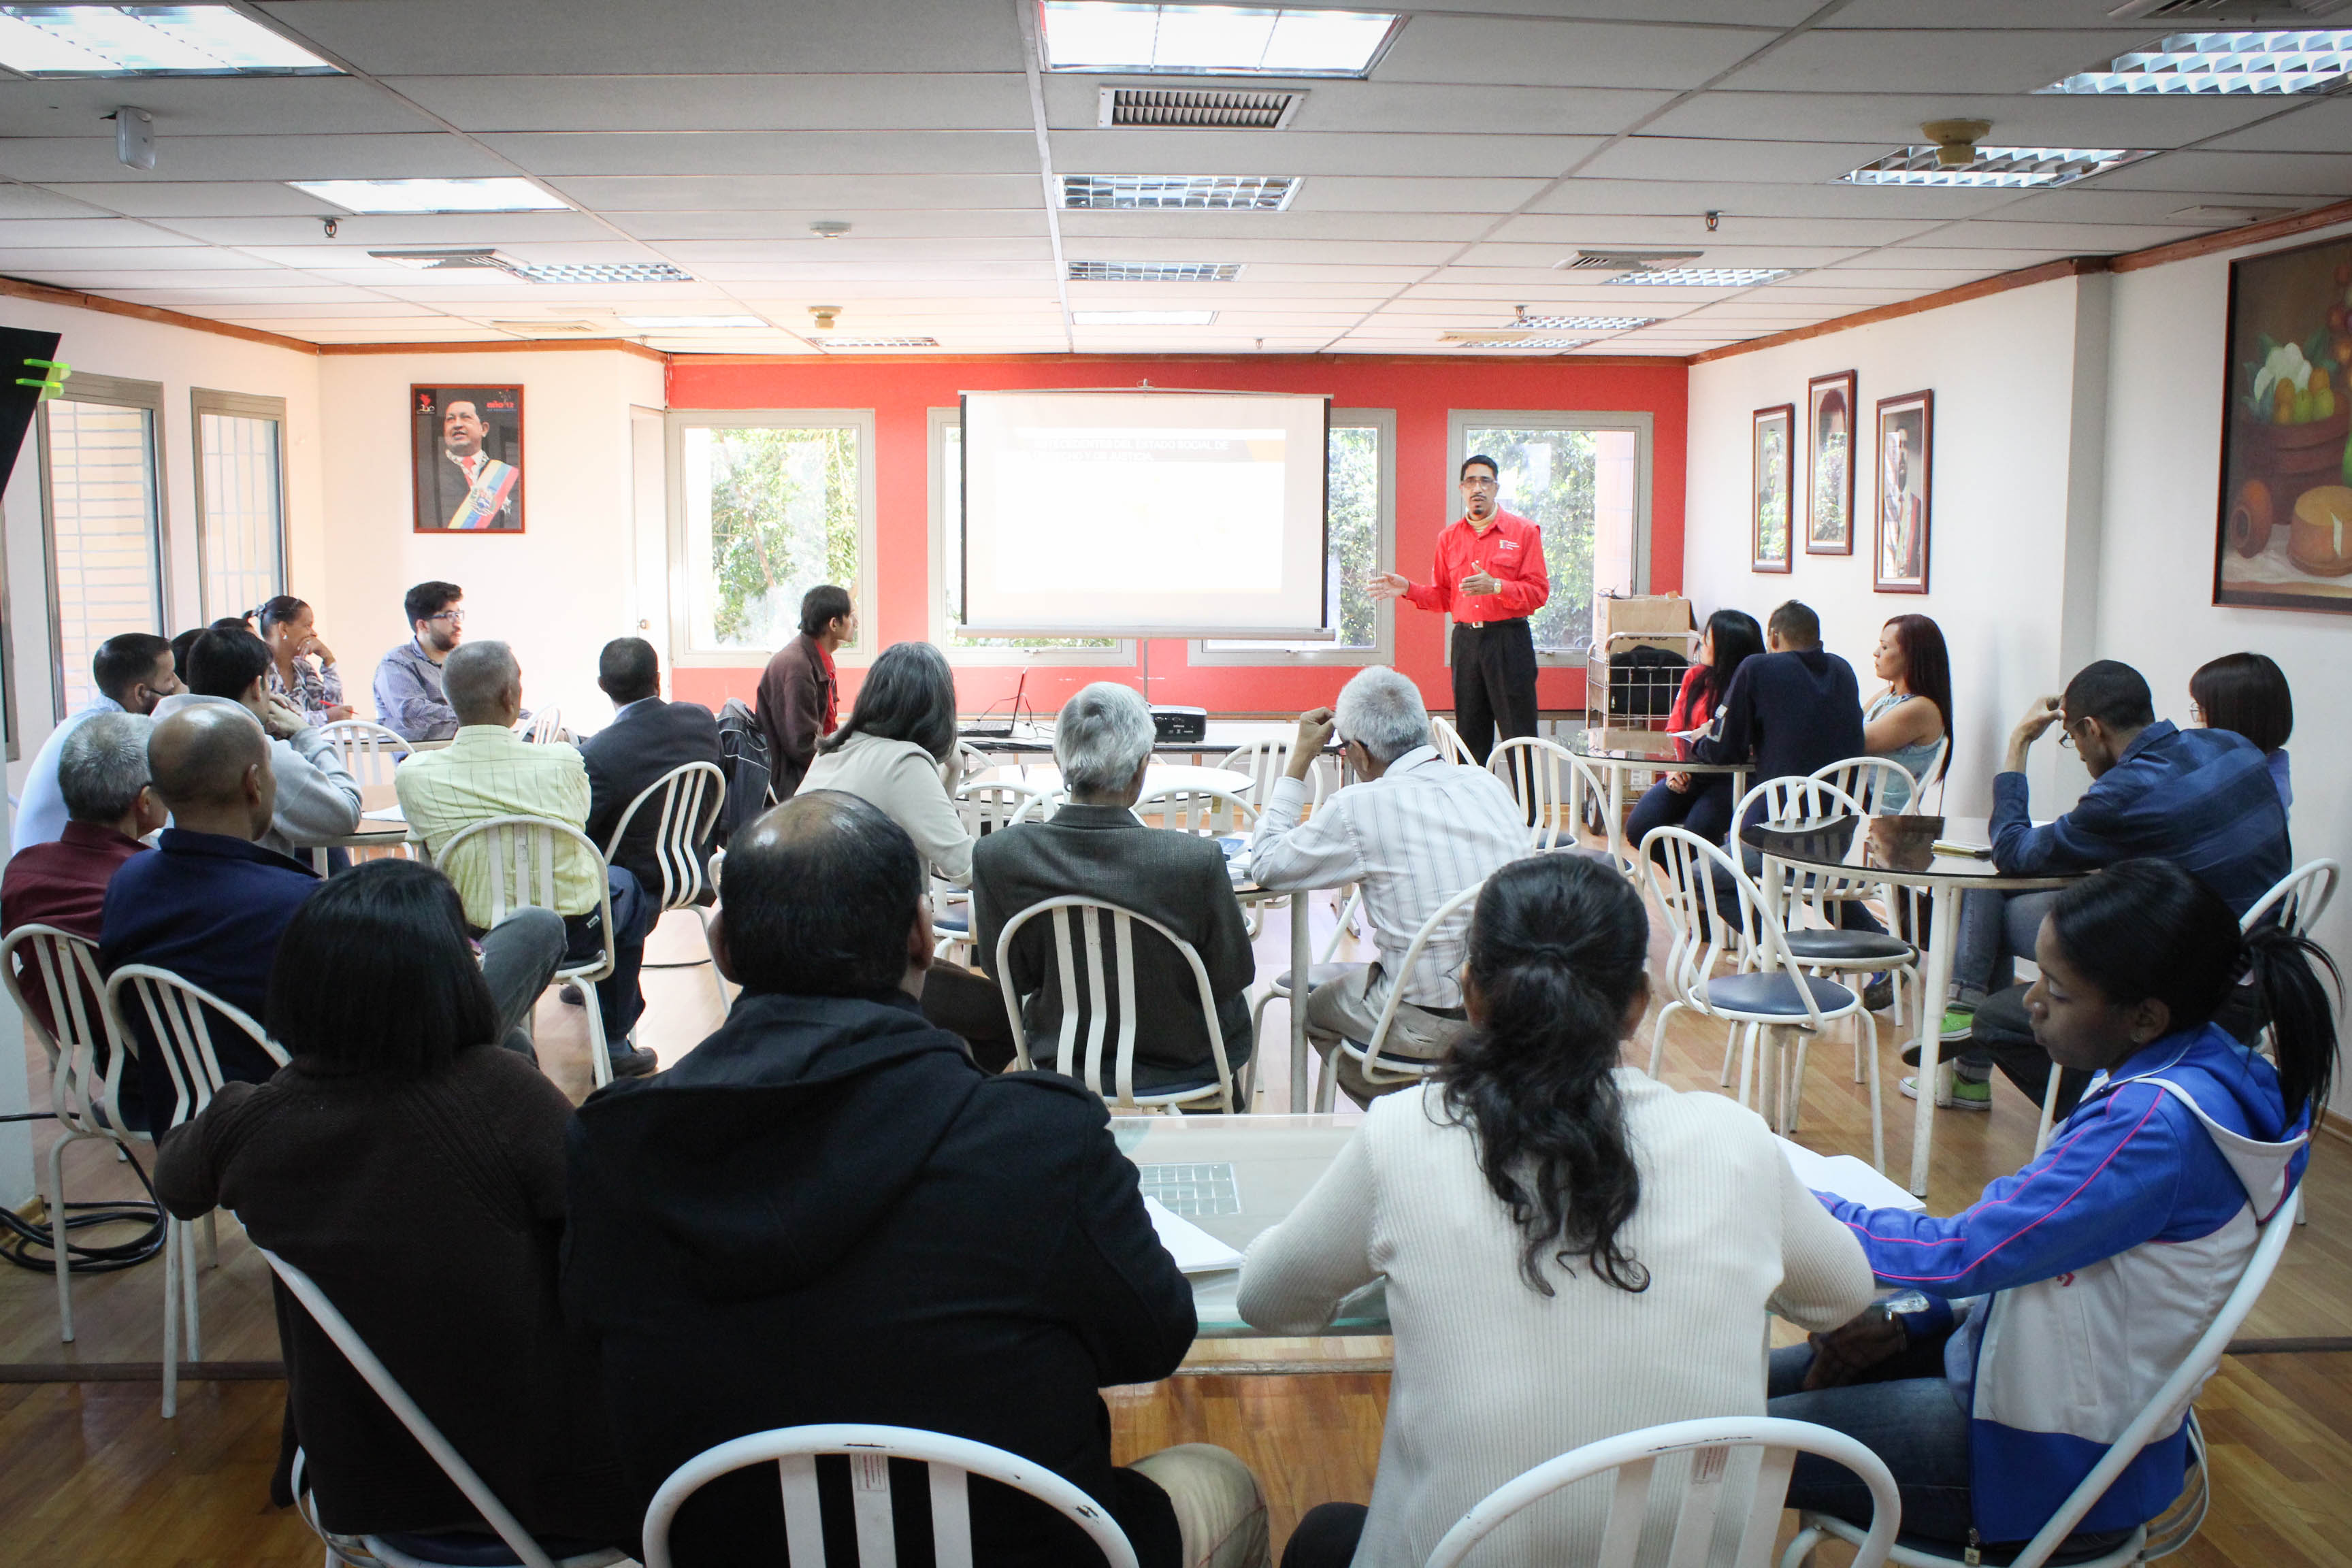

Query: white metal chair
left=261, top=1249, right=627, bottom=1568
left=936, top=783, right=1057, bottom=962
left=1313, top=878, right=1488, bottom=1113
left=1641, top=827, right=1876, bottom=1161
left=1132, top=784, right=1258, bottom=837
left=1808, top=755, right=1921, bottom=819
left=1784, top=1183, right=2302, bottom=1568
left=102, top=965, right=288, bottom=1418
left=521, top=706, right=566, bottom=745
left=1, top=926, right=140, bottom=1344
left=1429, top=1416, right=1900, bottom=1568
left=642, top=1424, right=1139, bottom=1568
left=1217, top=739, right=1335, bottom=813
left=318, top=719, right=412, bottom=786
left=1430, top=715, right=1476, bottom=766
left=438, top=815, right=623, bottom=1088
left=602, top=760, right=728, bottom=1015
left=1910, top=736, right=1952, bottom=814
left=994, top=895, right=1240, bottom=1112
left=1488, top=736, right=1618, bottom=860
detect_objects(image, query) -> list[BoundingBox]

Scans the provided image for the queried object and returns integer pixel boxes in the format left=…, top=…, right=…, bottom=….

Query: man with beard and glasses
left=373, top=581, right=468, bottom=742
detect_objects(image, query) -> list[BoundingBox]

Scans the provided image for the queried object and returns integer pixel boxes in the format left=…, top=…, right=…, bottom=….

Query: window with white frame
left=1450, top=411, right=1650, bottom=663
left=928, top=408, right=1126, bottom=664
left=669, top=411, right=875, bottom=664
left=193, top=389, right=287, bottom=623
left=1196, top=410, right=1394, bottom=666
left=39, top=376, right=166, bottom=718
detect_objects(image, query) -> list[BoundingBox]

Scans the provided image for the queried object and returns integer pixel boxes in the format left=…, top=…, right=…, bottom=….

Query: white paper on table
left=1777, top=1136, right=1925, bottom=1212
left=1143, top=1196, right=1247, bottom=1274
left=361, top=806, right=407, bottom=822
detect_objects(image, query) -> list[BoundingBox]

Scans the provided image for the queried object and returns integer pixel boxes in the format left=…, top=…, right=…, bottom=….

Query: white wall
left=2099, top=217, right=2352, bottom=974
left=0, top=296, right=322, bottom=1207
left=1684, top=276, right=2108, bottom=816
left=314, top=348, right=666, bottom=734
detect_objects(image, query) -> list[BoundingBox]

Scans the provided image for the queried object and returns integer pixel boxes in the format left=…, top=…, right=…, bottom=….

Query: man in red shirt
left=1370, top=453, right=1550, bottom=762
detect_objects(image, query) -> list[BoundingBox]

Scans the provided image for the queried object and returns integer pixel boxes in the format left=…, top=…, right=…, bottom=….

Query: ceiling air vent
left=811, top=336, right=939, bottom=350
left=1068, top=261, right=1243, bottom=282
left=1098, top=86, right=1306, bottom=129
left=1441, top=333, right=1596, bottom=350
left=369, top=248, right=514, bottom=272
left=2108, top=0, right=2347, bottom=18
left=1557, top=249, right=1706, bottom=273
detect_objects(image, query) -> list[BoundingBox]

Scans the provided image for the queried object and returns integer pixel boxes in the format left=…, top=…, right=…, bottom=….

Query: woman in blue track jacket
left=1769, top=858, right=2337, bottom=1558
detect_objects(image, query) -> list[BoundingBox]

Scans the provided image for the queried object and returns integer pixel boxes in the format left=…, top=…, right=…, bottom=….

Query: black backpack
left=713, top=699, right=772, bottom=847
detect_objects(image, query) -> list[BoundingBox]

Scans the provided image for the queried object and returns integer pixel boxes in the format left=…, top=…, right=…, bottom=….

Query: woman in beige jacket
left=1239, top=854, right=1875, bottom=1568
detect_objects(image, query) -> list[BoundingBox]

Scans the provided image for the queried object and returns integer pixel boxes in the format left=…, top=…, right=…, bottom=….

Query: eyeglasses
left=2056, top=720, right=2077, bottom=751
left=428, top=608, right=466, bottom=626
left=1460, top=476, right=1499, bottom=490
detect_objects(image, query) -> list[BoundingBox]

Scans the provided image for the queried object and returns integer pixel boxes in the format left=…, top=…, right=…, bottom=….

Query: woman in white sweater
left=1238, top=854, right=1875, bottom=1568
left=800, top=641, right=1013, bottom=1066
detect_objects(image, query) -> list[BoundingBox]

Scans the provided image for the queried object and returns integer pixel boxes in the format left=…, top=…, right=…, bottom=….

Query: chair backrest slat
left=849, top=1450, right=899, bottom=1568
left=1594, top=1457, right=1654, bottom=1568
left=1662, top=1444, right=1731, bottom=1568
left=1133, top=785, right=1257, bottom=837
left=929, top=1464, right=975, bottom=1568
left=1731, top=1447, right=1796, bottom=1568
left=778, top=1454, right=826, bottom=1568
left=605, top=761, right=727, bottom=911
left=318, top=720, right=412, bottom=787
left=3, top=926, right=123, bottom=1139
left=1807, top=755, right=1918, bottom=818
left=105, top=966, right=285, bottom=1131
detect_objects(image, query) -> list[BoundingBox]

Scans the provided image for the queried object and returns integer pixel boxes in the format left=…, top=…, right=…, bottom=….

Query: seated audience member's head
left=2189, top=652, right=2291, bottom=755
left=596, top=636, right=662, bottom=708
left=1765, top=600, right=1821, bottom=652
left=1440, top=853, right=1653, bottom=1295
left=2059, top=659, right=2155, bottom=778
left=713, top=792, right=929, bottom=1000
left=60, top=710, right=165, bottom=840
left=148, top=704, right=275, bottom=843
left=405, top=580, right=465, bottom=654
left=169, top=628, right=203, bottom=685
left=255, top=595, right=314, bottom=659
left=1333, top=666, right=1434, bottom=780
left=93, top=632, right=182, bottom=716
left=821, top=640, right=958, bottom=763
left=186, top=627, right=275, bottom=713
left=267, top=859, right=497, bottom=1078
left=1054, top=682, right=1154, bottom=805
left=442, top=640, right=523, bottom=728
left=799, top=584, right=855, bottom=648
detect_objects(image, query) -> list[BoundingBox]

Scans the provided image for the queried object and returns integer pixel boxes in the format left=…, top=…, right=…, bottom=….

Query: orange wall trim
left=315, top=337, right=669, bottom=364
left=664, top=354, right=1690, bottom=718
left=0, top=272, right=318, bottom=355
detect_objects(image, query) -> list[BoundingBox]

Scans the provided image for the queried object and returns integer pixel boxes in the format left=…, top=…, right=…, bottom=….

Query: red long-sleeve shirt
left=1401, top=509, right=1550, bottom=625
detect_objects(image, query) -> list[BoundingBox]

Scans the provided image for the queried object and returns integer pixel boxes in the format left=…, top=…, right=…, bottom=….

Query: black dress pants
left=1450, top=617, right=1537, bottom=764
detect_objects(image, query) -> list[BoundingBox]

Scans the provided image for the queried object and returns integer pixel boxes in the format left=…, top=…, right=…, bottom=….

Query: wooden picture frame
left=2212, top=231, right=2352, bottom=614
left=1806, top=370, right=1857, bottom=555
left=412, top=384, right=525, bottom=534
left=1873, top=389, right=1932, bottom=594
left=1752, top=402, right=1794, bottom=574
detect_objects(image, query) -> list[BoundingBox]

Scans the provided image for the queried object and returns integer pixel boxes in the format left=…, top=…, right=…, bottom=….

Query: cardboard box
left=1594, top=593, right=1695, bottom=653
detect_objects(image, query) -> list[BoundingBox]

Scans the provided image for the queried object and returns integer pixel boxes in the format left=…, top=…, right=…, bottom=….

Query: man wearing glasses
left=1367, top=454, right=1548, bottom=764
left=373, top=580, right=469, bottom=741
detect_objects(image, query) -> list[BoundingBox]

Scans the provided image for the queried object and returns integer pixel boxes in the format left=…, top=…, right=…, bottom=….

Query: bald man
left=100, top=704, right=320, bottom=1129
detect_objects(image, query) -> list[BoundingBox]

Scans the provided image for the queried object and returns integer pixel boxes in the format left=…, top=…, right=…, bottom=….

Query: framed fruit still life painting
left=2215, top=234, right=2352, bottom=612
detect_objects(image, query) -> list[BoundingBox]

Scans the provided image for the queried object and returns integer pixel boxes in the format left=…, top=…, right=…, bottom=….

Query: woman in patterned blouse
left=257, top=595, right=354, bottom=725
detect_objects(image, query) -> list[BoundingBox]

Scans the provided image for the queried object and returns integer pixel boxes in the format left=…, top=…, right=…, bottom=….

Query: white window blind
left=44, top=395, right=163, bottom=716
left=195, top=394, right=287, bottom=622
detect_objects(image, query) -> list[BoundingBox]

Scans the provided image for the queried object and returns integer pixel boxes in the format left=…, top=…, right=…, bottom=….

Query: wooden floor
left=3, top=876, right=2347, bottom=1564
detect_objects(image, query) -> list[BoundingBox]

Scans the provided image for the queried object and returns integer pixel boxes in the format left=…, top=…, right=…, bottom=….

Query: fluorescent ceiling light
left=1506, top=314, right=1654, bottom=331
left=1074, top=310, right=1216, bottom=325
left=813, top=336, right=939, bottom=349
left=1470, top=338, right=1592, bottom=350
left=619, top=314, right=765, bottom=329
left=1061, top=174, right=1298, bottom=210
left=515, top=261, right=691, bottom=283
left=1068, top=261, right=1243, bottom=282
left=1043, top=3, right=1398, bottom=77
left=293, top=178, right=568, bottom=214
left=1603, top=267, right=1793, bottom=287
left=1840, top=146, right=2150, bottom=189
left=0, top=5, right=338, bottom=76
left=2041, top=29, right=2352, bottom=95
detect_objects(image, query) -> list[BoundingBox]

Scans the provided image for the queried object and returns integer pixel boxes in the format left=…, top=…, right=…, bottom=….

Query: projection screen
left=960, top=390, right=1330, bottom=638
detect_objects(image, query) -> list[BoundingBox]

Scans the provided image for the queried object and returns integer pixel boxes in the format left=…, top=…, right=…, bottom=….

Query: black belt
left=1454, top=617, right=1529, bottom=630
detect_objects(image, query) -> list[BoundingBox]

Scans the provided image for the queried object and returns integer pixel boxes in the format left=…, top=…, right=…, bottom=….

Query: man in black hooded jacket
left=562, top=791, right=1269, bottom=1568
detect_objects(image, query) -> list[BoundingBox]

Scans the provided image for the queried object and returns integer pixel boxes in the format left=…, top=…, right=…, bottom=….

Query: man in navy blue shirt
left=101, top=704, right=318, bottom=1130
left=1931, top=659, right=2289, bottom=1113
left=1690, top=600, right=1865, bottom=838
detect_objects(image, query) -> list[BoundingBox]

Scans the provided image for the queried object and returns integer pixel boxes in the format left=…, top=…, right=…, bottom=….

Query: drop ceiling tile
left=169, top=212, right=614, bottom=247
left=37, top=181, right=347, bottom=218
left=1984, top=187, right=2315, bottom=227
left=546, top=175, right=1044, bottom=211
left=1057, top=210, right=1487, bottom=242
left=2088, top=151, right=2352, bottom=197
left=734, top=280, right=1064, bottom=300
left=2202, top=97, right=2352, bottom=157
left=27, top=269, right=308, bottom=289
left=1453, top=240, right=1866, bottom=270
left=1802, top=266, right=2010, bottom=291
left=0, top=77, right=440, bottom=138
left=95, top=285, right=396, bottom=304
left=214, top=302, right=448, bottom=318
left=1046, top=129, right=1603, bottom=179
left=1924, top=218, right=2203, bottom=252
left=1862, top=245, right=2078, bottom=270
left=0, top=217, right=193, bottom=248
left=1286, top=177, right=1548, bottom=214
left=1643, top=88, right=2284, bottom=149
left=1824, top=1, right=2156, bottom=30
left=1488, top=214, right=1940, bottom=248
left=1373, top=15, right=1778, bottom=90
left=0, top=246, right=255, bottom=271
left=685, top=260, right=1059, bottom=282
left=1761, top=284, right=1954, bottom=304
left=0, top=133, right=506, bottom=184
left=1578, top=137, right=1903, bottom=186
left=1042, top=76, right=1668, bottom=137
left=650, top=236, right=1049, bottom=265
left=609, top=209, right=1049, bottom=242
left=386, top=73, right=1033, bottom=133
left=1526, top=176, right=2011, bottom=220
left=1062, top=238, right=1458, bottom=265
left=1726, top=31, right=2138, bottom=95
left=480, top=130, right=1040, bottom=177
left=252, top=0, right=1028, bottom=75
left=0, top=186, right=112, bottom=220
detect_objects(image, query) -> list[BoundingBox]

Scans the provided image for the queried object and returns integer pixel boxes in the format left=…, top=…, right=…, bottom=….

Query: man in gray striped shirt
left=1248, top=666, right=1530, bottom=1106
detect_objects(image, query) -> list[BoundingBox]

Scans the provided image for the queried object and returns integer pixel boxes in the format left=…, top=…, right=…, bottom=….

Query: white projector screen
left=960, top=390, right=1331, bottom=638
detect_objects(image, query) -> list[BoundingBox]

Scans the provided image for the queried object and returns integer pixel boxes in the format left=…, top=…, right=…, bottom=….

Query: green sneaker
left=1898, top=1075, right=1992, bottom=1110
left=1940, top=1005, right=1976, bottom=1041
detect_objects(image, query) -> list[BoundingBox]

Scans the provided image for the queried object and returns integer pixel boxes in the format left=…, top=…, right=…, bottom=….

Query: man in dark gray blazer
left=582, top=638, right=723, bottom=904
left=973, top=683, right=1254, bottom=1096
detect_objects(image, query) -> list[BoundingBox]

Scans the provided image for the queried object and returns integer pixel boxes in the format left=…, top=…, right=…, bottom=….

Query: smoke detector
left=809, top=221, right=850, bottom=239
left=1921, top=118, right=1993, bottom=169
left=809, top=304, right=840, bottom=330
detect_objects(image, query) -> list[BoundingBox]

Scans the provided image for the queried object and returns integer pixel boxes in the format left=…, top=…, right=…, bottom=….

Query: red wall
left=666, top=354, right=1686, bottom=719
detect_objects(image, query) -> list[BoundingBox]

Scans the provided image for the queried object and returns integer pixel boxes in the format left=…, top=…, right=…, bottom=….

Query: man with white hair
left=972, top=683, right=1254, bottom=1095
left=1250, top=666, right=1529, bottom=1105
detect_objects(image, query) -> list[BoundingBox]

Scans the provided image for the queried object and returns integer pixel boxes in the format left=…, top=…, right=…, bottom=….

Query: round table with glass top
left=1564, top=728, right=1752, bottom=872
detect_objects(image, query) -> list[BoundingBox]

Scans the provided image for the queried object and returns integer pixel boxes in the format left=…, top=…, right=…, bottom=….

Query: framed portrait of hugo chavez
left=412, top=385, right=523, bottom=534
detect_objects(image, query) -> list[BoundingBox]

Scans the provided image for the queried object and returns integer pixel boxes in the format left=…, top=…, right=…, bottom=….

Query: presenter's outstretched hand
left=1458, top=569, right=1501, bottom=596
left=1366, top=570, right=1409, bottom=602
left=1288, top=707, right=1336, bottom=779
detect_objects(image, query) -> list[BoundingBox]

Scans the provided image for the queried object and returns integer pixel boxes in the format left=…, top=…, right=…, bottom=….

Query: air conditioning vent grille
left=1560, top=249, right=1707, bottom=272
left=1101, top=86, right=1305, bottom=128
left=1061, top=174, right=1298, bottom=210
left=812, top=336, right=939, bottom=350
left=1068, top=261, right=1243, bottom=282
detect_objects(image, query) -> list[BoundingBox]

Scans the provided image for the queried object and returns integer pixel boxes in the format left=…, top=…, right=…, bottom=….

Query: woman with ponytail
left=1241, top=853, right=1874, bottom=1568
left=1774, top=857, right=2333, bottom=1558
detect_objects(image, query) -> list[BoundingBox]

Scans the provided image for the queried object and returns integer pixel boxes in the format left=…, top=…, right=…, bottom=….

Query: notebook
left=1777, top=1136, right=1925, bottom=1213
left=1143, top=1196, right=1247, bottom=1274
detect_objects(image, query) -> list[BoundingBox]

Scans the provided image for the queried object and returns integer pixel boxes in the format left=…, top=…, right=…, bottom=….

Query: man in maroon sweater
left=753, top=583, right=853, bottom=800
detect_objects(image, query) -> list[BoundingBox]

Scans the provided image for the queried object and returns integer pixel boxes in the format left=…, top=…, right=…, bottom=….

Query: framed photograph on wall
left=1752, top=402, right=1793, bottom=574
left=412, top=385, right=524, bottom=534
left=1806, top=370, right=1857, bottom=555
left=2213, top=232, right=2352, bottom=614
left=1874, top=389, right=1932, bottom=594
